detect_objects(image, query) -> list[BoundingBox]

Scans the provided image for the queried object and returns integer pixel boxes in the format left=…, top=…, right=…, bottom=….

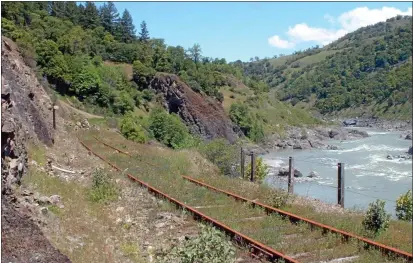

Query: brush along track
left=79, top=137, right=297, bottom=263
left=81, top=133, right=411, bottom=263
left=182, top=176, right=413, bottom=262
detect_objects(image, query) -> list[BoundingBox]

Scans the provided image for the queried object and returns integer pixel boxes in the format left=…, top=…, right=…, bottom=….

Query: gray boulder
left=277, top=167, right=303, bottom=177
left=408, top=146, right=413, bottom=155
left=348, top=129, right=369, bottom=138
left=343, top=119, right=357, bottom=126
left=307, top=171, right=319, bottom=178
left=327, top=145, right=339, bottom=150
left=387, top=154, right=393, bottom=160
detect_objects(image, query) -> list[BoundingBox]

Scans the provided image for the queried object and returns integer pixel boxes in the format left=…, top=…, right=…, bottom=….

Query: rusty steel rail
left=182, top=176, right=413, bottom=261
left=79, top=139, right=299, bottom=263
left=92, top=135, right=132, bottom=157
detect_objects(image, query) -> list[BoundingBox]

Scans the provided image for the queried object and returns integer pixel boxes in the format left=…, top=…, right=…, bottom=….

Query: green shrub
left=245, top=156, right=269, bottom=183
left=132, top=60, right=156, bottom=88
left=113, top=90, right=135, bottom=114
left=149, top=108, right=192, bottom=149
left=142, top=89, right=155, bottom=101
left=362, top=199, right=391, bottom=236
left=198, top=139, right=240, bottom=177
left=158, top=224, right=235, bottom=263
left=89, top=169, right=118, bottom=203
left=396, top=190, right=412, bottom=221
left=267, top=191, right=290, bottom=208
left=120, top=112, right=149, bottom=143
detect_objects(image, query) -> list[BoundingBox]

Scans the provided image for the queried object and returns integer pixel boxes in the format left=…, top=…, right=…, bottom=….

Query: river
left=262, top=127, right=412, bottom=216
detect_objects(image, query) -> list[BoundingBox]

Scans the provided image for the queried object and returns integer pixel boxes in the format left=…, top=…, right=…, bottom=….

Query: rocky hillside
left=149, top=73, right=241, bottom=143
left=2, top=36, right=70, bottom=262
left=238, top=15, right=412, bottom=120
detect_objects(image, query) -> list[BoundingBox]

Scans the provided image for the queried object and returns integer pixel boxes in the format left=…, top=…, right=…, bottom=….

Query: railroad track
left=80, top=133, right=412, bottom=263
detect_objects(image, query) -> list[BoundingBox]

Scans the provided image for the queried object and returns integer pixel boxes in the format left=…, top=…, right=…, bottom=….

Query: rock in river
left=277, top=167, right=303, bottom=177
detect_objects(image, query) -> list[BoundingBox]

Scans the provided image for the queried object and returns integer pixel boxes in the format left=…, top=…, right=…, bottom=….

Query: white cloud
left=338, top=6, right=412, bottom=31
left=287, top=23, right=348, bottom=45
left=268, top=6, right=412, bottom=48
left=268, top=35, right=295, bottom=49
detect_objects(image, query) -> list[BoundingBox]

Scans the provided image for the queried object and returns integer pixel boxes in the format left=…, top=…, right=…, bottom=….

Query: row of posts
left=240, top=148, right=345, bottom=208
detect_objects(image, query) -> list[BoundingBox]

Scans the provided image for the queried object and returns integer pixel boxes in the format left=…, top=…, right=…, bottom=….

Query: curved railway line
left=80, top=133, right=412, bottom=263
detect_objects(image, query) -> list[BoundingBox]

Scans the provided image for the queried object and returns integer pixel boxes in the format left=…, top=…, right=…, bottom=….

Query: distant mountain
left=236, top=15, right=412, bottom=120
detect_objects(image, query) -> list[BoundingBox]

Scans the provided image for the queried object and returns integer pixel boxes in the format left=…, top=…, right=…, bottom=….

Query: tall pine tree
left=139, top=20, right=150, bottom=42
left=82, top=2, right=100, bottom=29
left=50, top=1, right=66, bottom=18
left=100, top=2, right=119, bottom=35
left=119, top=9, right=136, bottom=43
left=64, top=2, right=80, bottom=24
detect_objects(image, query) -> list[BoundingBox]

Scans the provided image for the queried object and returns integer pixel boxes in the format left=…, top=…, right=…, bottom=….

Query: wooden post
left=338, top=163, right=345, bottom=208
left=52, top=104, right=57, bottom=129
left=250, top=152, right=255, bottom=182
left=240, top=147, right=245, bottom=178
left=288, top=157, right=294, bottom=194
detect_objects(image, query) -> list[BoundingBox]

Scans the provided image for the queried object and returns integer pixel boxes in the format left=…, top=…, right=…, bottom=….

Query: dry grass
left=81, top=128, right=411, bottom=263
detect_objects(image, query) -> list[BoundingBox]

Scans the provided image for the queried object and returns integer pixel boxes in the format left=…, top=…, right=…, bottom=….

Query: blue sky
left=94, top=2, right=412, bottom=62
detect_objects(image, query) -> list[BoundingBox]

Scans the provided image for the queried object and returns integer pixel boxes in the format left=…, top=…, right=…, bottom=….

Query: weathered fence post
left=337, top=162, right=345, bottom=208
left=241, top=147, right=245, bottom=178
left=53, top=104, right=58, bottom=129
left=250, top=152, right=255, bottom=182
left=288, top=157, right=294, bottom=194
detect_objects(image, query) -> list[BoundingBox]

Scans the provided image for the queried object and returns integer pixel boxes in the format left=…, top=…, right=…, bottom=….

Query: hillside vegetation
left=235, top=16, right=412, bottom=120
left=1, top=1, right=319, bottom=145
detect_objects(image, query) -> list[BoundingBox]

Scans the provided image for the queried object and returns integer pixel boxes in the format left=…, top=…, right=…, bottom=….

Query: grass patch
left=120, top=242, right=143, bottom=262
left=47, top=205, right=62, bottom=216
left=88, top=169, right=118, bottom=203
left=21, top=165, right=148, bottom=263
left=27, top=142, right=47, bottom=166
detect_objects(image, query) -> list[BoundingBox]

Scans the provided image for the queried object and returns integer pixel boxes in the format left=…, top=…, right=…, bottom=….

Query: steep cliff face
left=1, top=36, right=55, bottom=193
left=1, top=36, right=70, bottom=262
left=149, top=73, right=241, bottom=143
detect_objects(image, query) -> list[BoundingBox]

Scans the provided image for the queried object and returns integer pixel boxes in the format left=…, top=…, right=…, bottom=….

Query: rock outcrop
left=263, top=126, right=369, bottom=151
left=149, top=73, right=240, bottom=143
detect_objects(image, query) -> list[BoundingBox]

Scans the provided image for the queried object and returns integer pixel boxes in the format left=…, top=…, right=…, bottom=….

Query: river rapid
left=262, top=127, right=412, bottom=216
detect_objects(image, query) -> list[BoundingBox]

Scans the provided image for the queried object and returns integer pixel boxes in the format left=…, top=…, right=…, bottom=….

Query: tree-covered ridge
left=1, top=2, right=272, bottom=103
left=236, top=16, right=412, bottom=119
left=1, top=1, right=321, bottom=144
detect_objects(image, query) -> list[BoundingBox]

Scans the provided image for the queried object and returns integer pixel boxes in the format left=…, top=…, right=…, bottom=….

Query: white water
left=262, top=128, right=412, bottom=215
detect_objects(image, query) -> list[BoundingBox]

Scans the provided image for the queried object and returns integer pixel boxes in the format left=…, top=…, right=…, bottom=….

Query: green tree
left=138, top=20, right=150, bottom=42
left=188, top=43, right=202, bottom=65
left=119, top=9, right=135, bottom=43
left=100, top=2, right=119, bottom=35
left=71, top=65, right=101, bottom=98
left=50, top=1, right=66, bottom=18
left=82, top=2, right=100, bottom=29
left=64, top=2, right=81, bottom=24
